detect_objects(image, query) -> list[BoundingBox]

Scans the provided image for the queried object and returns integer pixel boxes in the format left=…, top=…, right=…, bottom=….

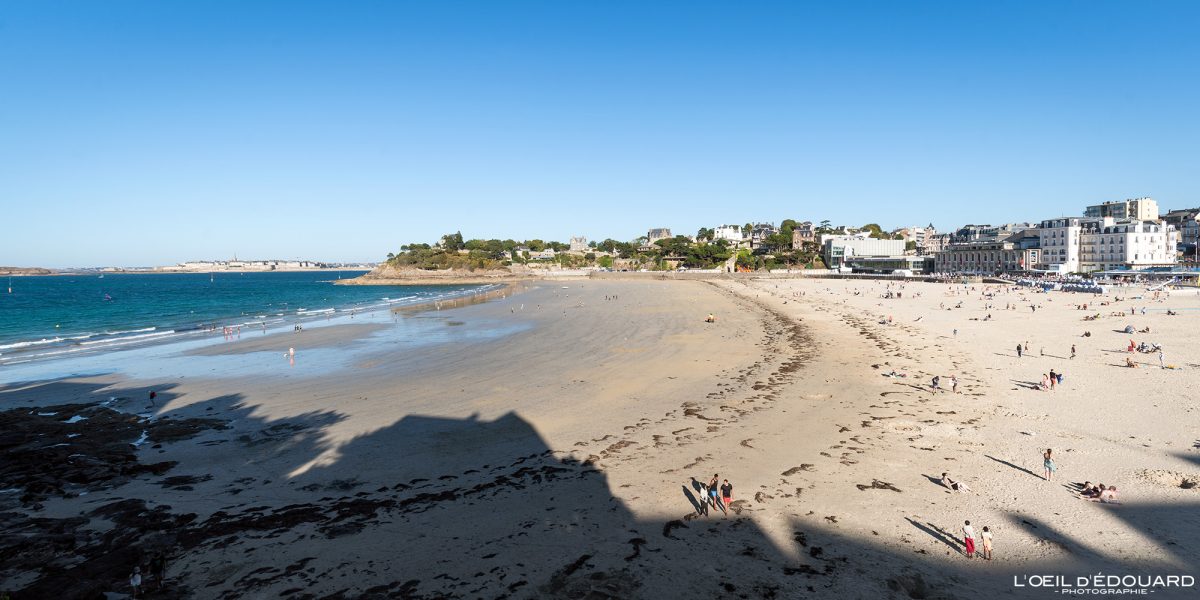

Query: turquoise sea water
left=0, top=272, right=491, bottom=366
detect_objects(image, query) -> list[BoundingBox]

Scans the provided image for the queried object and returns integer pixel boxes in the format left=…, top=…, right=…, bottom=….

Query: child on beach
left=1043, top=449, right=1056, bottom=481
left=962, top=520, right=976, bottom=559
left=981, top=526, right=993, bottom=560
left=130, top=567, right=143, bottom=598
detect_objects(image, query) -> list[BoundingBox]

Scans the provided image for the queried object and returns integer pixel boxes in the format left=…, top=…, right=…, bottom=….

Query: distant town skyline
left=3, top=2, right=1198, bottom=268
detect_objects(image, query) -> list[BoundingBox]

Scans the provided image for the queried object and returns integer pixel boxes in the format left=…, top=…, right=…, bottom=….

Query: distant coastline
left=1, top=267, right=55, bottom=276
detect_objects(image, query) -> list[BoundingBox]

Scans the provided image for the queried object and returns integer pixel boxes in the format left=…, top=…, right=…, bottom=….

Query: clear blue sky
left=2, top=1, right=1197, bottom=267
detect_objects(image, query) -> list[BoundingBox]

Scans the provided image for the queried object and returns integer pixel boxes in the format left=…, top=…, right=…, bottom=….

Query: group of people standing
left=961, top=521, right=994, bottom=560
left=930, top=374, right=959, bottom=393
left=694, top=474, right=734, bottom=516
left=128, top=552, right=167, bottom=597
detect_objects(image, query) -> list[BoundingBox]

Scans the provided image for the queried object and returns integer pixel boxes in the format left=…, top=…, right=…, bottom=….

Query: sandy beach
left=2, top=277, right=1198, bottom=598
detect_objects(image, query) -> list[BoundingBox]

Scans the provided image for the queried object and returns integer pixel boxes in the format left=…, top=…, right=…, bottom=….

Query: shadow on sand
left=2, top=378, right=1199, bottom=599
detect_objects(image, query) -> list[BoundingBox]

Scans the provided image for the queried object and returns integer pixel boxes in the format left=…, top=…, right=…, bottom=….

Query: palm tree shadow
left=985, top=454, right=1040, bottom=479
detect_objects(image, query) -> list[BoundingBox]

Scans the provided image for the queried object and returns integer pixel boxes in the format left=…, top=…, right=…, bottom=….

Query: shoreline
left=0, top=280, right=506, bottom=373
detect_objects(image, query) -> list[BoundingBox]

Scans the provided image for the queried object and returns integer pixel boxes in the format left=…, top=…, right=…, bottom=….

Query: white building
left=1035, top=217, right=1087, bottom=273
left=1036, top=217, right=1177, bottom=273
left=713, top=225, right=744, bottom=243
left=1079, top=219, right=1177, bottom=272
left=821, top=233, right=906, bottom=269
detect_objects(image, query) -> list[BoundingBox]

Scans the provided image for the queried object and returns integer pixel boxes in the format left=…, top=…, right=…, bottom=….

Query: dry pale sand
left=3, top=277, right=1198, bottom=599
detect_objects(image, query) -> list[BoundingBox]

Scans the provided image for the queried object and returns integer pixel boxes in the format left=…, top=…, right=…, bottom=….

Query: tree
left=763, top=232, right=792, bottom=253
left=859, top=223, right=885, bottom=239
left=598, top=255, right=614, bottom=268
left=696, top=227, right=715, bottom=242
left=818, top=219, right=832, bottom=233
left=441, top=231, right=465, bottom=251
left=654, top=236, right=692, bottom=257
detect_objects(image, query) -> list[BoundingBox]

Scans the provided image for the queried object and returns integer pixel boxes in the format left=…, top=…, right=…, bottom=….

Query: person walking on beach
left=1043, top=449, right=1056, bottom=481
left=1016, top=343, right=1023, bottom=358
left=1070, top=344, right=1076, bottom=359
left=720, top=479, right=733, bottom=510
left=962, top=521, right=976, bottom=559
left=981, top=526, right=994, bottom=560
left=931, top=375, right=941, bottom=392
left=708, top=474, right=720, bottom=508
left=1159, top=349, right=1165, bottom=369
left=1048, top=369, right=1056, bottom=390
left=949, top=375, right=959, bottom=394
left=695, top=482, right=709, bottom=516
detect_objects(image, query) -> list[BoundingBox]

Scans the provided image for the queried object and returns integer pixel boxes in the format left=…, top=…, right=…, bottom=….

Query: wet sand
left=184, top=323, right=388, bottom=356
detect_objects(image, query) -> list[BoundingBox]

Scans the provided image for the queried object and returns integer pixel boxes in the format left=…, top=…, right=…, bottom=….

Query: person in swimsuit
left=1043, top=449, right=1056, bottom=481
left=708, top=474, right=721, bottom=509
left=981, top=526, right=994, bottom=560
left=941, top=472, right=971, bottom=493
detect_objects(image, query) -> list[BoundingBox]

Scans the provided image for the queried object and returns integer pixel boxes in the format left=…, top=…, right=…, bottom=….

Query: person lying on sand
left=704, top=313, right=716, bottom=323
left=1088, top=485, right=1119, bottom=503
left=1079, top=482, right=1096, bottom=497
left=1126, top=357, right=1137, bottom=368
left=941, top=472, right=972, bottom=493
